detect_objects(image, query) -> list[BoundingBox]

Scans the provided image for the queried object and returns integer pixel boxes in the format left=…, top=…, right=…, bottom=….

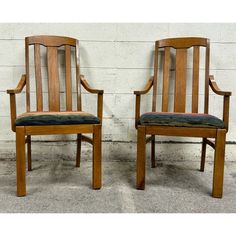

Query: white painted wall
left=0, top=23, right=235, bottom=149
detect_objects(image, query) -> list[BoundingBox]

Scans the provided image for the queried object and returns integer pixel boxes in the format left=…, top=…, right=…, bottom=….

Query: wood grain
left=174, top=48, right=187, bottom=112
left=47, top=47, right=60, bottom=111
left=192, top=46, right=200, bottom=113
left=34, top=44, right=43, bottom=111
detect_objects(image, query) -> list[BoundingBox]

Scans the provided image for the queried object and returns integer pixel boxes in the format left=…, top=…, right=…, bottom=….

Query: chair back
left=153, top=37, right=210, bottom=114
left=25, top=35, right=82, bottom=112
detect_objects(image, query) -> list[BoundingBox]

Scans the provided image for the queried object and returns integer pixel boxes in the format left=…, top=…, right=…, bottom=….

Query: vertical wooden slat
left=47, top=47, right=60, bottom=111
left=25, top=40, right=30, bottom=112
left=75, top=40, right=82, bottom=111
left=192, top=46, right=200, bottom=113
left=65, top=45, right=72, bottom=111
left=204, top=43, right=210, bottom=114
left=152, top=42, right=158, bottom=112
left=174, top=48, right=187, bottom=112
left=34, top=44, right=43, bottom=111
left=162, top=47, right=170, bottom=112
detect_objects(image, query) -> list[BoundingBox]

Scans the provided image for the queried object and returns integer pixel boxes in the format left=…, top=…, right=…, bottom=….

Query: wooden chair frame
left=7, top=36, right=104, bottom=197
left=134, top=37, right=231, bottom=198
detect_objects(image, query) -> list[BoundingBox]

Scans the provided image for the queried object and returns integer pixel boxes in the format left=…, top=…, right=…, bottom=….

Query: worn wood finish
left=212, top=129, right=226, bottom=198
left=7, top=36, right=104, bottom=196
left=93, top=125, right=102, bottom=189
left=162, top=47, right=170, bottom=112
left=65, top=45, right=72, bottom=111
left=16, top=126, right=26, bottom=197
left=47, top=47, right=60, bottom=111
left=136, top=126, right=146, bottom=190
left=192, top=46, right=200, bottom=113
left=34, top=44, right=43, bottom=111
left=134, top=37, right=231, bottom=197
left=174, top=49, right=187, bottom=112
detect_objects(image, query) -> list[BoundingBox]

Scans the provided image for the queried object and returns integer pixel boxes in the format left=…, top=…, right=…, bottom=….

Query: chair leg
left=212, top=129, right=226, bottom=198
left=200, top=138, right=207, bottom=172
left=136, top=126, right=146, bottom=190
left=151, top=135, right=156, bottom=168
left=16, top=126, right=26, bottom=197
left=76, top=134, right=82, bottom=167
left=27, top=135, right=32, bottom=171
left=92, top=125, right=102, bottom=189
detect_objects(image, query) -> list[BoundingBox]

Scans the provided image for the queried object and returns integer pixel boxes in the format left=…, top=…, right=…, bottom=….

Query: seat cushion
left=139, top=112, right=225, bottom=129
left=15, top=111, right=100, bottom=126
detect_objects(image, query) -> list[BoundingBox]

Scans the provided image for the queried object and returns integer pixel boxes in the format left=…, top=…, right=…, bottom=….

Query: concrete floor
left=0, top=159, right=236, bottom=213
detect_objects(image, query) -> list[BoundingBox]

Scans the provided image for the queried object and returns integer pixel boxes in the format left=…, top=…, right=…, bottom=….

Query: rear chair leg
left=76, top=134, right=82, bottom=167
left=93, top=125, right=102, bottom=189
left=16, top=126, right=26, bottom=197
left=151, top=135, right=156, bottom=168
left=212, top=129, right=226, bottom=198
left=27, top=135, right=32, bottom=171
left=136, top=126, right=146, bottom=190
left=200, top=138, right=207, bottom=172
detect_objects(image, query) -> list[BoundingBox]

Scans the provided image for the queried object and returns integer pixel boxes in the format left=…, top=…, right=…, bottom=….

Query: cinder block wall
left=0, top=23, right=235, bottom=160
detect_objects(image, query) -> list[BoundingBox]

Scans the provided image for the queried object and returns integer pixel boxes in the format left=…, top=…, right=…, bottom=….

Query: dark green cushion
left=139, top=112, right=225, bottom=128
left=15, top=112, right=100, bottom=126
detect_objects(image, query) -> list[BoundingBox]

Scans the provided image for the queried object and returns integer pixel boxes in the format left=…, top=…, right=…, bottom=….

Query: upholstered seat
left=139, top=112, right=225, bottom=129
left=15, top=111, right=100, bottom=126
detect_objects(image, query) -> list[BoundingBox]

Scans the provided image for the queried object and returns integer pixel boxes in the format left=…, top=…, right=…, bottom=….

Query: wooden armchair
left=134, top=37, right=231, bottom=198
left=7, top=36, right=103, bottom=197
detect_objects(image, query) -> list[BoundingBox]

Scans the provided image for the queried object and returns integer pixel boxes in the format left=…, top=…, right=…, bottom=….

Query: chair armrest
left=80, top=75, right=104, bottom=94
left=209, top=75, right=232, bottom=131
left=134, top=77, right=153, bottom=95
left=7, top=74, right=26, bottom=94
left=209, top=75, right=231, bottom=96
left=6, top=74, right=26, bottom=132
left=134, top=76, right=154, bottom=128
left=80, top=75, right=104, bottom=123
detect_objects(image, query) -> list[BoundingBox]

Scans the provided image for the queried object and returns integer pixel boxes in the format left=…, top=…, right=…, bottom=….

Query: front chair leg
left=27, top=135, right=32, bottom=171
left=136, top=126, right=146, bottom=190
left=16, top=126, right=26, bottom=197
left=76, top=134, right=82, bottom=167
left=200, top=138, right=207, bottom=172
left=92, top=125, right=102, bottom=189
left=212, top=129, right=226, bottom=198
